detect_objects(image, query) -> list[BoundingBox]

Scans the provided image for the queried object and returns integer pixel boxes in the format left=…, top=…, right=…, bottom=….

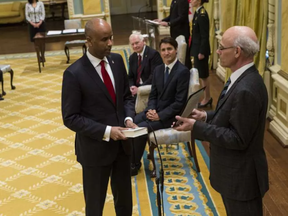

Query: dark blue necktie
left=216, top=77, right=231, bottom=108
left=164, top=67, right=169, bottom=84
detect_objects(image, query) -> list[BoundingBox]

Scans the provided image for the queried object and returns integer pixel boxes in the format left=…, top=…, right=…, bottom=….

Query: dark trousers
left=28, top=22, right=46, bottom=42
left=132, top=111, right=166, bottom=165
left=82, top=145, right=132, bottom=216
left=222, top=195, right=263, bottom=216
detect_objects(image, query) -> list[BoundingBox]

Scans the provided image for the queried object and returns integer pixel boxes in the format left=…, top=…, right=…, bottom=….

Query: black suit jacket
left=128, top=46, right=162, bottom=87
left=190, top=6, right=211, bottom=57
left=193, top=65, right=269, bottom=201
left=61, top=53, right=135, bottom=167
left=162, top=0, right=190, bottom=42
left=146, top=60, right=190, bottom=127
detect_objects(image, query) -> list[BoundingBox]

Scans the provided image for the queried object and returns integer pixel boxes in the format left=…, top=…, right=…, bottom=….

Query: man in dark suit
left=175, top=26, right=269, bottom=215
left=131, top=37, right=190, bottom=176
left=61, top=18, right=135, bottom=216
left=157, top=0, right=191, bottom=69
left=128, top=32, right=162, bottom=96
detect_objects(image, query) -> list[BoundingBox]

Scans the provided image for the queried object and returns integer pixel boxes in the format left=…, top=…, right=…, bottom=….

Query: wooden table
left=34, top=32, right=85, bottom=73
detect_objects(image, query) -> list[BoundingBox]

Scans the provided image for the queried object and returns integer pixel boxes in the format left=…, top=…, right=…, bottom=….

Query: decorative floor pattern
left=0, top=49, right=225, bottom=216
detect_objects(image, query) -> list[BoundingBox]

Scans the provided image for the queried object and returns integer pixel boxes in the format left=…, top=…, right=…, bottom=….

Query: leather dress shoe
left=198, top=98, right=213, bottom=108
left=131, top=163, right=142, bottom=176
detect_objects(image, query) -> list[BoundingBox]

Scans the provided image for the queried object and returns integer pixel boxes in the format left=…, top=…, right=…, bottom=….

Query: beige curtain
left=220, top=0, right=268, bottom=80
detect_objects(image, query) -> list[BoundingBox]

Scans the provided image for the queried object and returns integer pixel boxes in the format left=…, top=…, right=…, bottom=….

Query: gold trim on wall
left=279, top=70, right=288, bottom=81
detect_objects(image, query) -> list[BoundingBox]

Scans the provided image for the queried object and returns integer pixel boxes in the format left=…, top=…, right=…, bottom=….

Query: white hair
left=129, top=31, right=144, bottom=42
left=233, top=35, right=259, bottom=57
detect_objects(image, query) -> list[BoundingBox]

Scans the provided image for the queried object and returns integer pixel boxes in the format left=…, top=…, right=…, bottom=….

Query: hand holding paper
left=174, top=116, right=196, bottom=131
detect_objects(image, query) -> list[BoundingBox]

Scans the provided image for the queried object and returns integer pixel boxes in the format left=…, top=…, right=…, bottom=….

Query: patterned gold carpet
left=0, top=48, right=225, bottom=216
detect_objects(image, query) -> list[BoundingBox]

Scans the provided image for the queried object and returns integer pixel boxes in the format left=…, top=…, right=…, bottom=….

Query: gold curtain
left=205, top=0, right=215, bottom=69
left=220, top=0, right=268, bottom=80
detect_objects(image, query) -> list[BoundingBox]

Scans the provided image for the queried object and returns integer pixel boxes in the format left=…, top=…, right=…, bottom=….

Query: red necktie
left=100, top=60, right=116, bottom=104
left=136, top=54, right=142, bottom=86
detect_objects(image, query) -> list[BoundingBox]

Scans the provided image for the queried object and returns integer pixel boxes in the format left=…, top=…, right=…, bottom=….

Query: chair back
left=188, top=68, right=200, bottom=96
left=135, top=85, right=152, bottom=114
left=64, top=19, right=82, bottom=29
left=175, top=35, right=187, bottom=65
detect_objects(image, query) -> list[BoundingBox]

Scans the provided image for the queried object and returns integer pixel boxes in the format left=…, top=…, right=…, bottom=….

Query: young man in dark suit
left=61, top=18, right=135, bottom=216
left=175, top=26, right=269, bottom=216
left=131, top=37, right=190, bottom=176
left=157, top=0, right=191, bottom=69
left=128, top=32, right=162, bottom=96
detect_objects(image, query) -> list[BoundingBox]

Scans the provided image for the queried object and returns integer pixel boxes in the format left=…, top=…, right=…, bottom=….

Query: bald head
left=85, top=18, right=111, bottom=38
left=223, top=26, right=259, bottom=58
left=85, top=18, right=113, bottom=59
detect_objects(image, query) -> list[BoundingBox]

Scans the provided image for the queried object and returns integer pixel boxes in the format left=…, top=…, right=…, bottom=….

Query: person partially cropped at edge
left=61, top=18, right=136, bottom=216
left=128, top=31, right=162, bottom=96
left=190, top=0, right=212, bottom=108
left=175, top=26, right=269, bottom=216
left=155, top=0, right=191, bottom=69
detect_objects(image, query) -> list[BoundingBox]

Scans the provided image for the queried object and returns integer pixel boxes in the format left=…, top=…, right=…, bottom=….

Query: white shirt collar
left=165, top=58, right=178, bottom=74
left=138, top=45, right=146, bottom=59
left=86, top=50, right=108, bottom=68
left=227, top=62, right=254, bottom=92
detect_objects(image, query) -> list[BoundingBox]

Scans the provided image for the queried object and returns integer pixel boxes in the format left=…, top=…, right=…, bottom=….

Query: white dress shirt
left=227, top=62, right=254, bottom=93
left=164, top=57, right=178, bottom=74
left=137, top=45, right=146, bottom=84
left=86, top=51, right=132, bottom=141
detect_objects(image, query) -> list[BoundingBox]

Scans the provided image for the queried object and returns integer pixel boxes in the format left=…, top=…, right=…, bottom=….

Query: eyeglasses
left=218, top=44, right=236, bottom=51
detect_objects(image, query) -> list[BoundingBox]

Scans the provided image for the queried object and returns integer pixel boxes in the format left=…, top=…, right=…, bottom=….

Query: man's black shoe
left=131, top=162, right=142, bottom=176
left=131, top=166, right=138, bottom=176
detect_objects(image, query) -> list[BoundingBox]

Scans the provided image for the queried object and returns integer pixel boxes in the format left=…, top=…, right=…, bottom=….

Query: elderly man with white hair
left=174, top=26, right=269, bottom=216
left=128, top=32, right=162, bottom=96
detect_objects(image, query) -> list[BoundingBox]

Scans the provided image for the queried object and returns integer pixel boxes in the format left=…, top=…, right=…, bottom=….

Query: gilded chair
left=175, top=35, right=187, bottom=65
left=0, top=65, right=16, bottom=100
left=64, top=19, right=87, bottom=63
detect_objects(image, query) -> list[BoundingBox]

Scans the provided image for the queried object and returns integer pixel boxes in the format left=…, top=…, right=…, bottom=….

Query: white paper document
left=62, top=29, right=77, bottom=34
left=121, top=127, right=148, bottom=138
left=77, top=28, right=85, bottom=33
left=146, top=19, right=160, bottom=25
left=47, top=30, right=62, bottom=35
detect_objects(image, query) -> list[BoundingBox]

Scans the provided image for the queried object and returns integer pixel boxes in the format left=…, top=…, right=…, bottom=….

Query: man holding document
left=61, top=18, right=135, bottom=216
left=131, top=37, right=190, bottom=176
left=174, top=26, right=269, bottom=216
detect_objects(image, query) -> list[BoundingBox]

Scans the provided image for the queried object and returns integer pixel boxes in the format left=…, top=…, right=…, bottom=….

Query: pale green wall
left=73, top=0, right=83, bottom=14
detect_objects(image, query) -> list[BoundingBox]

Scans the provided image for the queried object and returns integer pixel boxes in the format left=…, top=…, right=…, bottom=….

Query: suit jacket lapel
left=82, top=54, right=116, bottom=106
left=159, top=61, right=179, bottom=99
left=212, top=66, right=256, bottom=118
left=140, top=46, right=149, bottom=73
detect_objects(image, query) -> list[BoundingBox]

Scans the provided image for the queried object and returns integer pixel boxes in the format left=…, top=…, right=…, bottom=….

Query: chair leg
left=148, top=140, right=157, bottom=178
left=186, top=141, right=193, bottom=157
left=190, top=135, right=200, bottom=172
left=0, top=70, right=5, bottom=97
left=8, top=69, right=16, bottom=90
left=64, top=46, right=70, bottom=63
